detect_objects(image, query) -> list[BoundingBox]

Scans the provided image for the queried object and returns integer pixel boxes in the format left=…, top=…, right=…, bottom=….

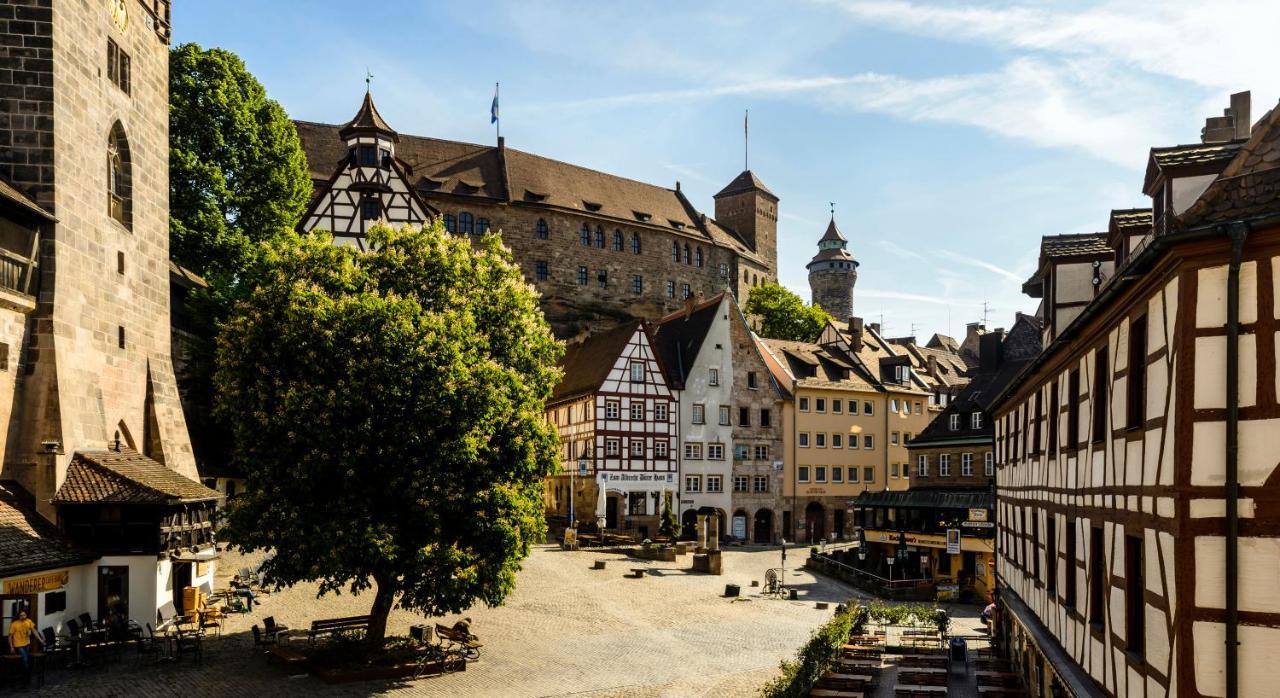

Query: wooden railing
left=0, top=248, right=31, bottom=295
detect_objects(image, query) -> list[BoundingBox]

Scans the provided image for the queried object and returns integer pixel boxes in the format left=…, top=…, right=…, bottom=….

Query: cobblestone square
left=30, top=545, right=929, bottom=697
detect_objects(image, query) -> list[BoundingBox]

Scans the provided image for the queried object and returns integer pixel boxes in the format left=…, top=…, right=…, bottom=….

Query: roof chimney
left=683, top=294, right=696, bottom=318
left=979, top=329, right=1007, bottom=372
left=1202, top=91, right=1252, bottom=143
left=848, top=317, right=864, bottom=348
left=868, top=322, right=881, bottom=334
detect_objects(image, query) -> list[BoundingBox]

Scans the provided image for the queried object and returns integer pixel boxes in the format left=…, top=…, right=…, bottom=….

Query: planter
left=312, top=656, right=466, bottom=684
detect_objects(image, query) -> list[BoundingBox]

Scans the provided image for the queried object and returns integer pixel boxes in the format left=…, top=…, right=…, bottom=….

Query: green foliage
left=169, top=42, right=311, bottom=280
left=744, top=283, right=834, bottom=342
left=215, top=222, right=564, bottom=647
left=760, top=602, right=861, bottom=697
left=864, top=601, right=945, bottom=628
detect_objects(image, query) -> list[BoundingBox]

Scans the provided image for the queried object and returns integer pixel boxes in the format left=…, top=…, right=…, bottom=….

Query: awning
left=854, top=488, right=991, bottom=510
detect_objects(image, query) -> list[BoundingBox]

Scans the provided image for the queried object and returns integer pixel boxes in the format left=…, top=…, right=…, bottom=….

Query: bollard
left=593, top=560, right=607, bottom=570
left=724, top=584, right=741, bottom=597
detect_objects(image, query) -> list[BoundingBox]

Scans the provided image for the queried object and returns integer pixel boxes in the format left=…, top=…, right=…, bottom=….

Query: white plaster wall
left=1172, top=174, right=1218, bottom=214
left=1194, top=535, right=1280, bottom=613
left=677, top=296, right=734, bottom=520
left=1191, top=417, right=1280, bottom=486
left=1197, top=262, right=1258, bottom=328
left=96, top=556, right=160, bottom=627
left=1193, top=334, right=1257, bottom=409
left=1193, top=622, right=1280, bottom=697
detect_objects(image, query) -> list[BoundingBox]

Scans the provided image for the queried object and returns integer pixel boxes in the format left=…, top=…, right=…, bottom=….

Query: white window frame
left=863, top=434, right=873, bottom=450
left=831, top=466, right=843, bottom=483
left=985, top=451, right=994, bottom=476
left=630, top=360, right=645, bottom=383
left=655, top=441, right=669, bottom=458
left=799, top=397, right=810, bottom=412
left=798, top=466, right=810, bottom=483
left=707, top=443, right=724, bottom=460
left=962, top=452, right=974, bottom=476
left=815, top=398, right=826, bottom=413
left=684, top=443, right=703, bottom=460
left=630, top=402, right=644, bottom=420
left=718, top=405, right=730, bottom=426
left=706, top=475, right=723, bottom=493
left=939, top=453, right=951, bottom=477
left=815, top=466, right=827, bottom=483
left=863, top=466, right=874, bottom=483
left=815, top=433, right=826, bottom=448
left=655, top=403, right=668, bottom=421
left=753, top=475, right=768, bottom=492
left=606, top=438, right=620, bottom=456
left=832, top=399, right=843, bottom=414
left=891, top=432, right=900, bottom=446
left=733, top=475, right=748, bottom=492
left=692, top=404, right=705, bottom=424
left=606, top=400, right=620, bottom=420
left=799, top=432, right=810, bottom=448
left=864, top=401, right=874, bottom=416
left=971, top=412, right=983, bottom=429
left=917, top=455, right=928, bottom=477
left=832, top=433, right=843, bottom=449
left=685, top=475, right=701, bottom=492
left=709, top=367, right=719, bottom=386
left=950, top=413, right=960, bottom=431
left=754, top=445, right=769, bottom=460
left=849, top=467, right=860, bottom=483
left=890, top=399, right=898, bottom=413
left=630, top=440, right=645, bottom=457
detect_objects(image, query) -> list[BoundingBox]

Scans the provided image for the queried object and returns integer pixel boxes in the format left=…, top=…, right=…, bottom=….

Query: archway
left=753, top=509, right=774, bottom=544
left=731, top=509, right=748, bottom=540
left=804, top=501, right=825, bottom=543
left=680, top=509, right=698, bottom=540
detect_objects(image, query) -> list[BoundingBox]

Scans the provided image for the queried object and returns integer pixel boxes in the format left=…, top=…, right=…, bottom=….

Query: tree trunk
left=365, top=574, right=396, bottom=650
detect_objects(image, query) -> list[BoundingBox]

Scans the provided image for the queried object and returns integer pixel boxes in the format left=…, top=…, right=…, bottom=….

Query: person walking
left=8, top=609, right=42, bottom=680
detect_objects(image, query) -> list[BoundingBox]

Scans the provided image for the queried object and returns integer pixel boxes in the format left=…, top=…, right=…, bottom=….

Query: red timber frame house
left=544, top=320, right=678, bottom=539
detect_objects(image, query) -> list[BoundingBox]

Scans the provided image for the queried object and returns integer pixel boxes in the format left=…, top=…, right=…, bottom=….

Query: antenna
left=981, top=301, right=990, bottom=326
left=909, top=322, right=919, bottom=340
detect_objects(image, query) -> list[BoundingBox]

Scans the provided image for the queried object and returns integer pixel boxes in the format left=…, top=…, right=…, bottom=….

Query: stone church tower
left=807, top=215, right=858, bottom=322
left=0, top=0, right=197, bottom=517
left=713, top=170, right=778, bottom=281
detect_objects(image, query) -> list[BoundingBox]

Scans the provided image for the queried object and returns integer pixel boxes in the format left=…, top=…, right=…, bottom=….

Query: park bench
left=266, top=644, right=308, bottom=665
left=434, top=624, right=482, bottom=660
left=307, top=615, right=371, bottom=644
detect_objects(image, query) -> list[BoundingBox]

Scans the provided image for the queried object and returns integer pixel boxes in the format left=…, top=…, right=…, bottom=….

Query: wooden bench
left=266, top=644, right=308, bottom=665
left=307, top=615, right=371, bottom=644
left=977, top=687, right=1027, bottom=696
left=894, top=686, right=948, bottom=697
left=899, top=670, right=947, bottom=687
left=808, top=689, right=863, bottom=697
left=816, top=673, right=872, bottom=693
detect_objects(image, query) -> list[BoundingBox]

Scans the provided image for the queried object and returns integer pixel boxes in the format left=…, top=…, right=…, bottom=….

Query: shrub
left=760, top=602, right=861, bottom=697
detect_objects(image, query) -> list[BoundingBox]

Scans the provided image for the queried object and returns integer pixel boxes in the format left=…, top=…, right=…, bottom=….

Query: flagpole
left=495, top=81, right=501, bottom=144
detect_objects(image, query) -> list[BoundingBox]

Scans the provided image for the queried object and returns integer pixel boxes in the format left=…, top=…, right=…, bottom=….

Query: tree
left=659, top=493, right=679, bottom=539
left=215, top=222, right=564, bottom=648
left=169, top=43, right=311, bottom=280
left=745, top=283, right=834, bottom=342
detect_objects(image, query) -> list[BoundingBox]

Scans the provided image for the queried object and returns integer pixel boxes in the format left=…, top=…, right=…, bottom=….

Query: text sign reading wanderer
left=3, top=570, right=69, bottom=595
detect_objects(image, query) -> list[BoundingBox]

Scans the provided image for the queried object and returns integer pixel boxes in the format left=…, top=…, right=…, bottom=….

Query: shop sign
left=936, top=583, right=959, bottom=602
left=946, top=529, right=961, bottom=554
left=3, top=570, right=69, bottom=594
left=599, top=472, right=673, bottom=484
left=968, top=508, right=989, bottom=522
left=962, top=521, right=995, bottom=529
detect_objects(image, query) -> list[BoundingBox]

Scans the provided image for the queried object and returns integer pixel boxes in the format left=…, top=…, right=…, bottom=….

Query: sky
left=173, top=1, right=1280, bottom=342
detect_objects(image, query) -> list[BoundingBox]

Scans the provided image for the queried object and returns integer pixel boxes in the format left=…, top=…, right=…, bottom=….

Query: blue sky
left=173, top=1, right=1278, bottom=342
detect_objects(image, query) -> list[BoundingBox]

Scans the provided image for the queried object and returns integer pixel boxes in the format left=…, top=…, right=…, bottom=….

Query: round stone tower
left=806, top=215, right=859, bottom=322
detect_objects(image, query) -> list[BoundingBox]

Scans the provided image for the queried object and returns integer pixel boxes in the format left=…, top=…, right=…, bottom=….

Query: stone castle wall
left=728, top=304, right=785, bottom=543
left=810, top=267, right=857, bottom=323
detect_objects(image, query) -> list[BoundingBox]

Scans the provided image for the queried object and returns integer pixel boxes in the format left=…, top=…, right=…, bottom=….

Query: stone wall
left=908, top=443, right=993, bottom=488
left=3, top=0, right=196, bottom=515
left=0, top=0, right=54, bottom=211
left=727, top=299, right=785, bottom=543
left=809, top=266, right=857, bottom=323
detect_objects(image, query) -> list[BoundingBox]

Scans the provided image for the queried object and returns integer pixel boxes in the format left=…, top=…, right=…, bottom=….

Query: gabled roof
left=1041, top=232, right=1111, bottom=259
left=53, top=448, right=222, bottom=505
left=1179, top=101, right=1280, bottom=229
left=550, top=320, right=645, bottom=403
left=0, top=482, right=97, bottom=577
left=714, top=169, right=776, bottom=200
left=338, top=91, right=397, bottom=142
left=1142, top=140, right=1243, bottom=193
left=761, top=337, right=879, bottom=392
left=927, top=333, right=959, bottom=353
left=652, top=294, right=725, bottom=390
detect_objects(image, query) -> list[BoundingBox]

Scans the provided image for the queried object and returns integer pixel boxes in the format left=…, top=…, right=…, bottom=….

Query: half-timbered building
left=296, top=91, right=778, bottom=339
left=991, top=92, right=1280, bottom=697
left=544, top=320, right=677, bottom=539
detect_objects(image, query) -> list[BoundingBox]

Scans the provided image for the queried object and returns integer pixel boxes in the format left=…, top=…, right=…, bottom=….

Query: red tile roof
left=0, top=482, right=97, bottom=577
left=54, top=448, right=221, bottom=505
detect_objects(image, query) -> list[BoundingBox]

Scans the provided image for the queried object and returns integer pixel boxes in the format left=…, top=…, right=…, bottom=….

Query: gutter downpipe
left=1225, top=221, right=1248, bottom=698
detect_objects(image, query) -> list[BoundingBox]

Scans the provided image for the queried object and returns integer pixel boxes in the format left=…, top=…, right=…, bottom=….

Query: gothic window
left=683, top=244, right=691, bottom=265
left=631, top=233, right=641, bottom=254
left=594, top=226, right=605, bottom=248
left=612, top=229, right=623, bottom=251
left=107, top=122, right=132, bottom=229
left=695, top=247, right=703, bottom=268
left=597, top=269, right=607, bottom=288
left=536, top=219, right=549, bottom=239
left=443, top=214, right=457, bottom=233
left=458, top=212, right=474, bottom=234
left=671, top=242, right=680, bottom=262
left=476, top=217, right=490, bottom=233
left=581, top=224, right=591, bottom=246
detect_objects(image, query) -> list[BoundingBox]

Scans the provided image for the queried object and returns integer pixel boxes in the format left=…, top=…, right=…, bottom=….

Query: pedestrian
left=451, top=617, right=473, bottom=639
left=8, top=609, right=42, bottom=678
left=231, top=576, right=258, bottom=609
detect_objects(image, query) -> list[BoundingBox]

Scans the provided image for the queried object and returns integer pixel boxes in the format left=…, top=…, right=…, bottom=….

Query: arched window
left=107, top=122, right=131, bottom=229
left=594, top=225, right=605, bottom=248
left=458, top=212, right=474, bottom=234
left=671, top=242, right=680, bottom=263
left=744, top=269, right=750, bottom=282
left=443, top=214, right=457, bottom=233
left=695, top=247, right=703, bottom=268
left=631, top=232, right=641, bottom=255
left=581, top=223, right=591, bottom=246
left=476, top=217, right=490, bottom=233
left=536, top=218, right=549, bottom=239
left=683, top=244, right=691, bottom=265
left=612, top=229, right=623, bottom=251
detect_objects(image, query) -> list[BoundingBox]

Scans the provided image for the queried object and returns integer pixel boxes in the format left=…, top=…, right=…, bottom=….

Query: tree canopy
left=169, top=42, right=311, bottom=280
left=214, top=222, right=564, bottom=647
left=745, top=283, right=834, bottom=342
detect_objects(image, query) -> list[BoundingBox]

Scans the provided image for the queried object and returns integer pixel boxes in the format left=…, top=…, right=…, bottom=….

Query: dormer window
left=358, top=145, right=378, bottom=167
left=633, top=211, right=652, bottom=222
left=583, top=200, right=602, bottom=212
left=971, top=412, right=983, bottom=429
left=380, top=149, right=391, bottom=169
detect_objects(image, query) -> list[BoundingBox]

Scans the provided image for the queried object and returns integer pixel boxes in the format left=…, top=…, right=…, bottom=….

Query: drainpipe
left=1225, top=221, right=1248, bottom=698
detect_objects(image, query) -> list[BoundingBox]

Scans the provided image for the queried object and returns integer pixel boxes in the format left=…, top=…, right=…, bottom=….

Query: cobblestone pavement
left=25, top=545, right=902, bottom=697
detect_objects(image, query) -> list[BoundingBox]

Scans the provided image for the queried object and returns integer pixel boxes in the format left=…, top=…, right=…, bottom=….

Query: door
left=753, top=509, right=773, bottom=544
left=681, top=509, right=698, bottom=539
left=97, top=566, right=129, bottom=626
left=605, top=496, right=619, bottom=529
left=833, top=509, right=846, bottom=540
left=172, top=562, right=193, bottom=615
left=804, top=502, right=825, bottom=543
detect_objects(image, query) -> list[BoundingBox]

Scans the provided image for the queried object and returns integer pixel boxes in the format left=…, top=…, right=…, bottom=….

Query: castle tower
left=807, top=215, right=859, bottom=322
left=713, top=170, right=778, bottom=280
left=339, top=89, right=399, bottom=164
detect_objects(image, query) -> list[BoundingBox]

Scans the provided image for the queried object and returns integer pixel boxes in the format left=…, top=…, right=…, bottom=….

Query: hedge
left=759, top=602, right=867, bottom=697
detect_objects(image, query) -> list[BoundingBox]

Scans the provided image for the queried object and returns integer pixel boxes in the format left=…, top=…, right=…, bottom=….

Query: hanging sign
left=4, top=570, right=69, bottom=594
left=946, top=528, right=961, bottom=555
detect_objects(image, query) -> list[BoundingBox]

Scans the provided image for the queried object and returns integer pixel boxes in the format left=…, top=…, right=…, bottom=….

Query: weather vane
left=829, top=201, right=836, bottom=217
left=365, top=68, right=373, bottom=92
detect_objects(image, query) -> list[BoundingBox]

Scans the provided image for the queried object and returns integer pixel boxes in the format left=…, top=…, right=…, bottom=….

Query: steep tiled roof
left=1180, top=102, right=1280, bottom=228
left=338, top=91, right=397, bottom=141
left=1143, top=140, right=1244, bottom=192
left=1110, top=208, right=1153, bottom=231
left=53, top=448, right=221, bottom=504
left=1041, top=232, right=1111, bottom=259
left=0, top=482, right=97, bottom=577
left=550, top=320, right=644, bottom=403
left=714, top=169, right=776, bottom=200
left=818, top=217, right=846, bottom=243
left=652, top=294, right=724, bottom=390
left=927, top=333, right=959, bottom=353
left=0, top=174, right=54, bottom=222
left=761, top=338, right=879, bottom=392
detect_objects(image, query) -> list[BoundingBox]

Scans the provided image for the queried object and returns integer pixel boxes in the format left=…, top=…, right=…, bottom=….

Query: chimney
left=979, top=329, right=1007, bottom=372
left=1202, top=91, right=1252, bottom=143
left=869, top=322, right=881, bottom=334
left=848, top=317, right=864, bottom=347
left=927, top=354, right=938, bottom=378
left=684, top=294, right=696, bottom=318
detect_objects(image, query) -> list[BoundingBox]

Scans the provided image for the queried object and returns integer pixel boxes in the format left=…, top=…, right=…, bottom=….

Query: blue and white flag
left=490, top=83, right=499, bottom=124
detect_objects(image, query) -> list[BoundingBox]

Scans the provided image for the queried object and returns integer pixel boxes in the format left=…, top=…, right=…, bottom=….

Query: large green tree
left=169, top=42, right=311, bottom=279
left=745, top=283, right=834, bottom=342
left=215, top=222, right=563, bottom=647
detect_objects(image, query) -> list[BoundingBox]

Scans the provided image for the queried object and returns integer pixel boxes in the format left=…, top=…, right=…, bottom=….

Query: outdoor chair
left=135, top=624, right=164, bottom=664
left=263, top=616, right=289, bottom=640
left=198, top=610, right=222, bottom=636
left=77, top=613, right=96, bottom=631
left=175, top=628, right=202, bottom=665
left=40, top=628, right=70, bottom=667
left=251, top=624, right=277, bottom=649
left=65, top=618, right=82, bottom=638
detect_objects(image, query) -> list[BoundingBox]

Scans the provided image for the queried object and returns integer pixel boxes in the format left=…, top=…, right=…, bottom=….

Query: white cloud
left=933, top=250, right=1027, bottom=283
